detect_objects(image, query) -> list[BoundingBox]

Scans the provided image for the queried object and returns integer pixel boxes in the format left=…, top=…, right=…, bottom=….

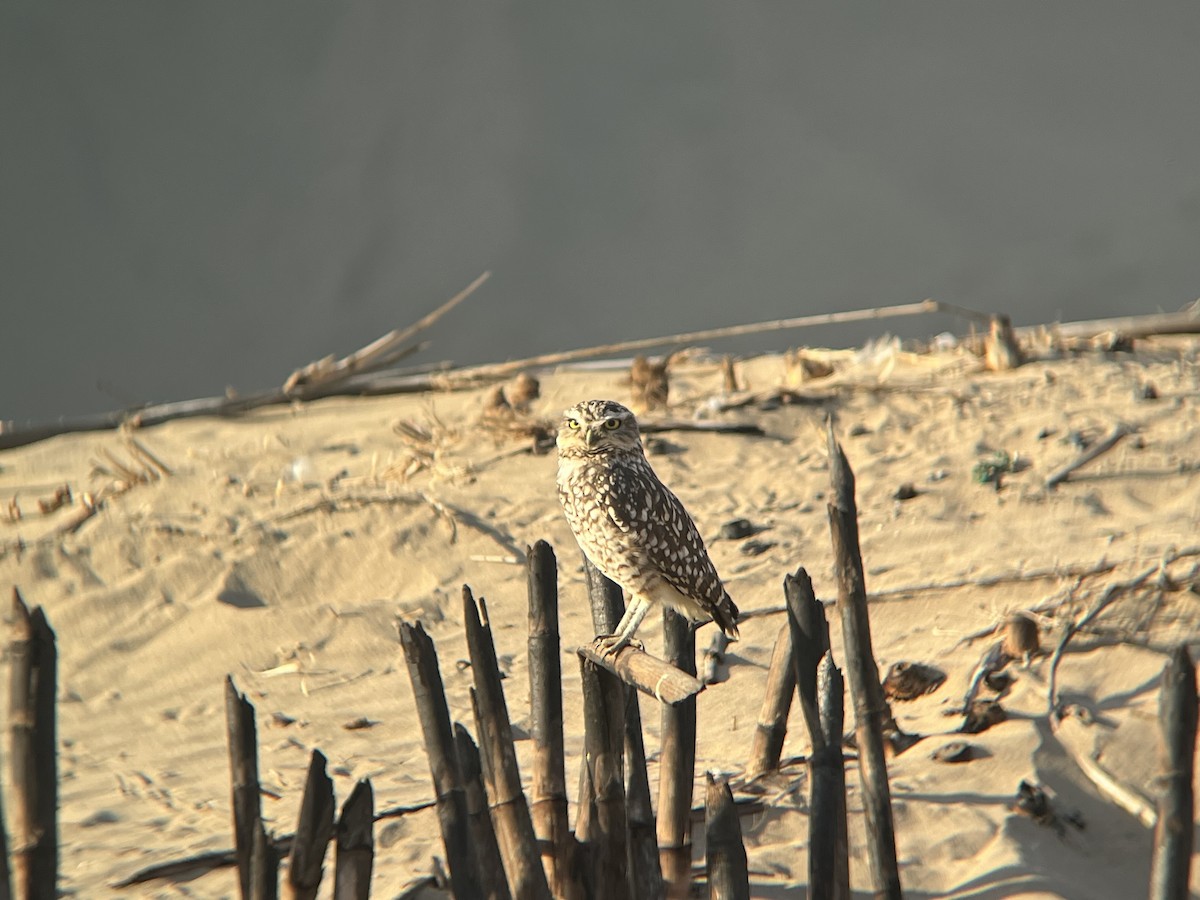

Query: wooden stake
left=1149, top=645, right=1198, bottom=900
left=333, top=780, right=374, bottom=900
left=746, top=623, right=796, bottom=779
left=463, top=587, right=552, bottom=900
left=826, top=421, right=902, bottom=899
left=812, top=653, right=850, bottom=900
left=285, top=750, right=335, bottom=900
left=580, top=657, right=630, bottom=900
left=582, top=557, right=664, bottom=899
left=785, top=569, right=831, bottom=756
left=657, top=609, right=697, bottom=899
left=526, top=542, right=582, bottom=899
left=704, top=774, right=749, bottom=900
left=250, top=820, right=280, bottom=900
left=398, top=619, right=482, bottom=899
left=10, top=589, right=58, bottom=900
left=454, top=725, right=514, bottom=900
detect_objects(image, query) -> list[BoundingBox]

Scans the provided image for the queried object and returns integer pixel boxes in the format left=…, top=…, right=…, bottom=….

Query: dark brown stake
left=527, top=542, right=582, bottom=899
left=1149, top=645, right=1198, bottom=900
left=785, top=569, right=831, bottom=755
left=285, top=750, right=335, bottom=900
left=225, top=676, right=268, bottom=900
left=746, top=623, right=796, bottom=779
left=333, top=779, right=374, bottom=900
left=704, top=774, right=749, bottom=900
left=826, top=421, right=902, bottom=899
left=583, top=556, right=664, bottom=899
left=657, top=608, right=697, bottom=899
left=10, top=589, right=58, bottom=900
left=812, top=653, right=850, bottom=900
left=455, top=724, right=513, bottom=900
left=398, top=619, right=483, bottom=899
left=250, top=820, right=279, bottom=900
left=580, top=657, right=631, bottom=900
left=463, top=586, right=553, bottom=900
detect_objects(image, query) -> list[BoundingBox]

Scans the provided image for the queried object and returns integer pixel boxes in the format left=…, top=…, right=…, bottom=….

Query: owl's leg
left=595, top=595, right=651, bottom=656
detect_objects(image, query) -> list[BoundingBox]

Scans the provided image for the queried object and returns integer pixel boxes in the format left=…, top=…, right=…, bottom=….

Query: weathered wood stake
left=286, top=750, right=335, bottom=900
left=526, top=541, right=582, bottom=899
left=583, top=556, right=664, bottom=899
left=746, top=623, right=796, bottom=779
left=10, top=589, right=57, bottom=900
left=812, top=653, right=850, bottom=900
left=826, top=421, right=902, bottom=899
left=704, top=774, right=749, bottom=900
left=463, top=586, right=553, bottom=900
left=250, top=820, right=279, bottom=900
left=454, top=725, right=513, bottom=900
left=398, top=619, right=482, bottom=899
left=1149, top=644, right=1198, bottom=900
left=785, top=569, right=831, bottom=755
left=225, top=675, right=264, bottom=900
left=580, top=657, right=631, bottom=900
left=333, top=780, right=374, bottom=900
left=657, top=609, right=697, bottom=899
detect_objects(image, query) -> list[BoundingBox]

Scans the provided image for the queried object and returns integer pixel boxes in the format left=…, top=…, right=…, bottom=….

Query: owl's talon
left=593, top=634, right=643, bottom=657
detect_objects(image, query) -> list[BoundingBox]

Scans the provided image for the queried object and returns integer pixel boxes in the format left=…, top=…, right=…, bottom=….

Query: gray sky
left=3, top=3, right=1199, bottom=423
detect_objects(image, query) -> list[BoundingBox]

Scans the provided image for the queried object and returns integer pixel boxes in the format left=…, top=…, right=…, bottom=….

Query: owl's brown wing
left=604, top=463, right=738, bottom=636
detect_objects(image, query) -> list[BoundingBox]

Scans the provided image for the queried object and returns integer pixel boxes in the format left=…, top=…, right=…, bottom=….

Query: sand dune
left=3, top=341, right=1199, bottom=898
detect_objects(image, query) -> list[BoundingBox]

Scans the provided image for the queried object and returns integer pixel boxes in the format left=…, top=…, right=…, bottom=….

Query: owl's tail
left=714, top=592, right=740, bottom=641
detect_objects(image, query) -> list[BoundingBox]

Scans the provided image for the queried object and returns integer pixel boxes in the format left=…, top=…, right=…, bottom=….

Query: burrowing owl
left=556, top=399, right=739, bottom=654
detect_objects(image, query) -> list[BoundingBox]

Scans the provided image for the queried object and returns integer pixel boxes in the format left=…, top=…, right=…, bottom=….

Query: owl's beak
left=584, top=427, right=600, bottom=449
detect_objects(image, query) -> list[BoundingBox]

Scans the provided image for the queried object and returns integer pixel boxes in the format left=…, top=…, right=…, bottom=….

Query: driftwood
left=397, top=620, right=482, bottom=899
left=657, top=609, right=697, bottom=899
left=462, top=588, right=552, bottom=900
left=285, top=751, right=335, bottom=900
left=826, top=421, right=902, bottom=899
left=525, top=542, right=581, bottom=900
left=745, top=623, right=796, bottom=779
left=283, top=271, right=489, bottom=393
left=577, top=644, right=705, bottom=706
left=813, top=653, right=850, bottom=900
left=1044, top=423, right=1131, bottom=490
left=1149, top=645, right=1198, bottom=900
left=704, top=775, right=750, bottom=900
left=333, top=780, right=374, bottom=900
left=453, top=725, right=512, bottom=900
left=10, top=589, right=58, bottom=900
left=1017, top=302, right=1200, bottom=345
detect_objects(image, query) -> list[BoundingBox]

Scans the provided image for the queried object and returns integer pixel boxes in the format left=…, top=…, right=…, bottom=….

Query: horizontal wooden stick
left=1045, top=423, right=1131, bottom=490
left=576, top=645, right=704, bottom=707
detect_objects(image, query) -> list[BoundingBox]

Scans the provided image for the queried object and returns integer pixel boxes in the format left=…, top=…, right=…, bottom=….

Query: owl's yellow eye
left=567, top=418, right=581, bottom=429
left=603, top=418, right=621, bottom=430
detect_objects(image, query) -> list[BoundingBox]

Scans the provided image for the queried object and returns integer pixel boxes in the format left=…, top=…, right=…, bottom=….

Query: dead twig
left=284, top=271, right=490, bottom=394
left=1045, top=423, right=1132, bottom=490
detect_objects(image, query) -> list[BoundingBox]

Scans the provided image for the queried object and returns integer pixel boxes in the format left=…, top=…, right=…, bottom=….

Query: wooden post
left=583, top=557, right=664, bottom=899
left=455, top=724, right=514, bottom=900
left=463, top=587, right=553, bottom=900
left=580, top=657, right=631, bottom=900
left=785, top=569, right=831, bottom=754
left=746, top=624, right=796, bottom=779
left=704, top=774, right=749, bottom=900
left=812, top=653, right=850, bottom=900
left=657, top=609, right=696, bottom=899
left=225, top=675, right=264, bottom=900
left=527, top=542, right=582, bottom=899
left=398, top=619, right=482, bottom=899
left=285, top=750, right=335, bottom=900
left=250, top=821, right=279, bottom=900
left=826, top=421, right=902, bottom=899
left=1149, top=645, right=1198, bottom=900
left=10, top=589, right=57, bottom=900
left=333, top=780, right=374, bottom=900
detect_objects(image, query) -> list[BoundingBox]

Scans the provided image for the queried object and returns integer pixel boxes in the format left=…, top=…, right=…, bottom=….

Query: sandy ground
left=3, top=340, right=1200, bottom=899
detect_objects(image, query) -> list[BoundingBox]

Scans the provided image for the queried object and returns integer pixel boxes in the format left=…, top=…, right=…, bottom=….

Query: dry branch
left=745, top=624, right=796, bottom=779
left=577, top=644, right=704, bottom=706
left=1045, top=423, right=1131, bottom=490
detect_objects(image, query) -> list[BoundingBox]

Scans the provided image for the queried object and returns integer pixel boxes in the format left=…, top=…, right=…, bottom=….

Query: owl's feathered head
left=556, top=399, right=643, bottom=458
